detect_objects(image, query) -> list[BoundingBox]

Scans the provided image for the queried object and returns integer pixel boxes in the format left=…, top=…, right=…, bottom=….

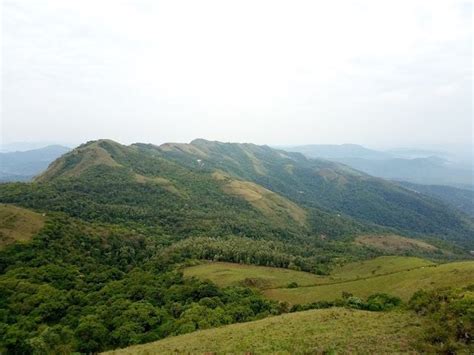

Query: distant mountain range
left=283, top=144, right=473, bottom=190
left=0, top=145, right=71, bottom=182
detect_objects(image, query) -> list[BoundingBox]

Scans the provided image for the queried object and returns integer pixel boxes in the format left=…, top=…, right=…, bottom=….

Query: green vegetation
left=161, top=139, right=474, bottom=248
left=408, top=285, right=473, bottom=353
left=183, top=262, right=326, bottom=289
left=0, top=216, right=283, bottom=353
left=0, top=204, right=45, bottom=248
left=330, top=255, right=436, bottom=279
left=182, top=256, right=435, bottom=290
left=355, top=234, right=439, bottom=253
left=105, top=308, right=424, bottom=354
left=264, top=261, right=474, bottom=304
left=0, top=138, right=473, bottom=353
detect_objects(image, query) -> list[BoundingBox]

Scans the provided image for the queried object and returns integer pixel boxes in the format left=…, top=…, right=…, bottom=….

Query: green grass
left=183, top=261, right=325, bottom=288
left=264, top=261, right=474, bottom=304
left=183, top=256, right=436, bottom=290
left=104, top=308, right=424, bottom=354
left=355, top=234, right=439, bottom=253
left=0, top=204, right=45, bottom=249
left=330, top=256, right=435, bottom=280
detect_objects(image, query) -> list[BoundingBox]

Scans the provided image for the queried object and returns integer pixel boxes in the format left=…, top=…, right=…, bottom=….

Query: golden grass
left=355, top=234, right=438, bottom=253
left=217, top=177, right=307, bottom=227
left=134, top=174, right=181, bottom=196
left=36, top=141, right=121, bottom=181
left=0, top=204, right=45, bottom=248
left=104, top=308, right=423, bottom=354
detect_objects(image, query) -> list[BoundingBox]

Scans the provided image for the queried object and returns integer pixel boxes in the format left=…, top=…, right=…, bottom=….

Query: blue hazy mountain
left=0, top=145, right=71, bottom=181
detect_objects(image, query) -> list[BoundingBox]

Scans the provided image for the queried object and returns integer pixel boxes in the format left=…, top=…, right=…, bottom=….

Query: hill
left=283, top=143, right=392, bottom=160
left=1, top=139, right=473, bottom=252
left=397, top=181, right=474, bottom=217
left=159, top=139, right=474, bottom=248
left=0, top=145, right=70, bottom=182
left=264, top=261, right=474, bottom=303
left=183, top=256, right=437, bottom=290
left=283, top=144, right=473, bottom=190
left=105, top=308, right=424, bottom=354
left=183, top=257, right=473, bottom=304
left=0, top=139, right=473, bottom=353
left=0, top=204, right=45, bottom=248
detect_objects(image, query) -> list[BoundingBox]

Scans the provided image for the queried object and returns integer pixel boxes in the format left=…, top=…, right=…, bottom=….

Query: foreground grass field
left=0, top=204, right=45, bottom=249
left=264, top=261, right=474, bottom=303
left=105, top=308, right=423, bottom=354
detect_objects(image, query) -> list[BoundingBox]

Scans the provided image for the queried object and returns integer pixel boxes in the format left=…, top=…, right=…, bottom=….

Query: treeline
left=153, top=236, right=378, bottom=275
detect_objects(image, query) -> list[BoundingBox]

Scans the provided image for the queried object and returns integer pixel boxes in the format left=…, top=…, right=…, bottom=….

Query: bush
left=366, top=293, right=401, bottom=311
left=408, top=286, right=474, bottom=353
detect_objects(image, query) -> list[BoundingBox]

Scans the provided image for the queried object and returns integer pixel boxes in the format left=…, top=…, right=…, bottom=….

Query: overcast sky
left=1, top=0, right=472, bottom=149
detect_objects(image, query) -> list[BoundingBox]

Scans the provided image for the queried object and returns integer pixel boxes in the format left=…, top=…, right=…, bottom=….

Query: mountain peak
left=34, top=139, right=125, bottom=182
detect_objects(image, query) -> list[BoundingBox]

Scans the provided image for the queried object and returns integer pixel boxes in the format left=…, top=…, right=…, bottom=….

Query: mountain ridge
left=13, top=138, right=474, bottom=250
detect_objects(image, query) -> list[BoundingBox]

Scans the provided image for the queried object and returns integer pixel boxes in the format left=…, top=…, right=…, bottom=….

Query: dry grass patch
left=0, top=204, right=45, bottom=248
left=215, top=175, right=307, bottom=227
left=355, top=234, right=438, bottom=253
left=134, top=174, right=181, bottom=196
left=36, top=141, right=121, bottom=181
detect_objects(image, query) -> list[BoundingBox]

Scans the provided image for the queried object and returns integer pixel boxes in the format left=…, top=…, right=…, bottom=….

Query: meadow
left=264, top=261, right=474, bottom=303
left=105, top=308, right=423, bottom=354
left=183, top=257, right=474, bottom=304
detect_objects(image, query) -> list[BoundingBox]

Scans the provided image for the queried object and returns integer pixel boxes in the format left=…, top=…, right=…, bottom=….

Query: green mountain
left=397, top=181, right=474, bottom=217
left=1, top=139, right=472, bottom=250
left=157, top=139, right=474, bottom=248
left=1, top=138, right=473, bottom=354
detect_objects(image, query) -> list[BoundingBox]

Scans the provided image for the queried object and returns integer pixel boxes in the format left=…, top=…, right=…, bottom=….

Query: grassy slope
left=105, top=308, right=423, bottom=354
left=355, top=234, right=439, bottom=253
left=0, top=204, right=45, bottom=248
left=330, top=255, right=435, bottom=279
left=264, top=261, right=474, bottom=304
left=183, top=261, right=326, bottom=288
left=183, top=256, right=436, bottom=289
left=160, top=139, right=474, bottom=248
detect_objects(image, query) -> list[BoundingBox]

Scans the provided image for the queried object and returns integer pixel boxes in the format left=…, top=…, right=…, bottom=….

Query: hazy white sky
left=1, top=0, right=472, bottom=148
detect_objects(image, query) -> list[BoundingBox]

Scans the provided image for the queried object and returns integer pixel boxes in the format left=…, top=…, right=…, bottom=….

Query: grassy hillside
left=354, top=234, right=439, bottom=253
left=159, top=139, right=474, bottom=248
left=329, top=255, right=436, bottom=279
left=183, top=261, right=326, bottom=289
left=105, top=308, right=424, bottom=354
left=2, top=139, right=473, bottom=250
left=398, top=181, right=474, bottom=217
left=183, top=258, right=473, bottom=305
left=183, top=256, right=436, bottom=290
left=0, top=204, right=45, bottom=248
left=264, top=261, right=474, bottom=303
